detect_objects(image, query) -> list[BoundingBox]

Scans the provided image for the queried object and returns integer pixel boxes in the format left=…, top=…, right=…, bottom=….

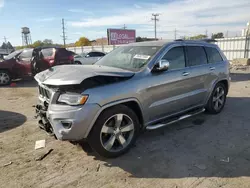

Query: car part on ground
left=35, top=39, right=230, bottom=158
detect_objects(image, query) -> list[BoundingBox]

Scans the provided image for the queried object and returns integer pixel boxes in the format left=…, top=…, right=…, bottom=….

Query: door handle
left=210, top=67, right=215, bottom=70
left=182, top=72, right=190, bottom=76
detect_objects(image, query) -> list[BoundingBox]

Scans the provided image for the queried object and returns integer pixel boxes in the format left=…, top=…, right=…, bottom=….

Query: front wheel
left=0, top=70, right=11, bottom=86
left=88, top=105, right=139, bottom=158
left=206, top=83, right=227, bottom=114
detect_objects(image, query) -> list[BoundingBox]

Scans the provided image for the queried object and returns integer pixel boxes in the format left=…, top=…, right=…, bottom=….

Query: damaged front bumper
left=35, top=87, right=100, bottom=141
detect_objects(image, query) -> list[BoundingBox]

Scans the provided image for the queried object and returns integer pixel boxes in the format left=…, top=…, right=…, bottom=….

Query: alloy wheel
left=100, top=114, right=135, bottom=152
left=212, top=86, right=225, bottom=111
left=0, top=72, right=10, bottom=85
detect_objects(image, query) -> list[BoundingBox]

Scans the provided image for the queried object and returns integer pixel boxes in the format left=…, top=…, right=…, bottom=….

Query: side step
left=146, top=108, right=205, bottom=130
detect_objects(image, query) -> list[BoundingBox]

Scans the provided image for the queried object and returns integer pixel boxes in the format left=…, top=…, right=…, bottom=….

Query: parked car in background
left=35, top=40, right=230, bottom=158
left=0, top=47, right=74, bottom=86
left=74, top=51, right=106, bottom=64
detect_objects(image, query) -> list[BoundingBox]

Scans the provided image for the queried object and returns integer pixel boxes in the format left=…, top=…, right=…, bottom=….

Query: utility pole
left=3, top=36, right=9, bottom=53
left=226, top=31, right=229, bottom=38
left=151, top=13, right=159, bottom=40
left=174, top=28, right=177, bottom=40
left=122, top=24, right=127, bottom=30
left=61, top=18, right=66, bottom=47
left=205, top=30, right=208, bottom=38
left=3, top=36, right=7, bottom=43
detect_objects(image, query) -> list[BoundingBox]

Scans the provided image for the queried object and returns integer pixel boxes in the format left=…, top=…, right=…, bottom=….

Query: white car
left=74, top=51, right=106, bottom=65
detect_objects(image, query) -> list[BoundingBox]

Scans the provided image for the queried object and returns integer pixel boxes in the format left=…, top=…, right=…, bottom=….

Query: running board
left=146, top=108, right=205, bottom=130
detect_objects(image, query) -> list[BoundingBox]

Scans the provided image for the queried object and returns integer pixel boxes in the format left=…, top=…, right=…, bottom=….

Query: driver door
left=15, top=49, right=33, bottom=77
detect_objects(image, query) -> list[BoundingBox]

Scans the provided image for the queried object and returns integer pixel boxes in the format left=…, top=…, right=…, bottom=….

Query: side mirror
left=153, top=59, right=170, bottom=72
left=85, top=54, right=90, bottom=58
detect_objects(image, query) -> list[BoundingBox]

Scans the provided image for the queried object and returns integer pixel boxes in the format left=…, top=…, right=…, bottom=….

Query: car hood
left=34, top=65, right=135, bottom=85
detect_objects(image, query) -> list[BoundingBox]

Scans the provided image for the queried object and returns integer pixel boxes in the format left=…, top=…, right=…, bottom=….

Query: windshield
left=95, top=46, right=161, bottom=71
left=4, top=50, right=23, bottom=60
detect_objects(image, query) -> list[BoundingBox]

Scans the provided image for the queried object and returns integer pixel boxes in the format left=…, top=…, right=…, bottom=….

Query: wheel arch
left=84, top=98, right=144, bottom=138
left=206, top=78, right=229, bottom=104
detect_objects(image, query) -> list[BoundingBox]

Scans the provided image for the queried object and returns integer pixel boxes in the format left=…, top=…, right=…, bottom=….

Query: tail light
left=69, top=55, right=74, bottom=61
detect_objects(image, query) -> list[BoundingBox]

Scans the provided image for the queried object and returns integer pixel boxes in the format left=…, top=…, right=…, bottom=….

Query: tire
left=74, top=61, right=82, bottom=65
left=0, top=70, right=11, bottom=86
left=206, top=82, right=227, bottom=114
left=88, top=105, right=140, bottom=158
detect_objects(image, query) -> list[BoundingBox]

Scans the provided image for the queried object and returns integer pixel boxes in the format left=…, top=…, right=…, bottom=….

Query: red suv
left=0, top=47, right=74, bottom=85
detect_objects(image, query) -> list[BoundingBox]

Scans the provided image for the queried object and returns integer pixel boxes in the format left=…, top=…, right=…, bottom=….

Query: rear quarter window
left=204, top=47, right=223, bottom=63
left=186, top=46, right=207, bottom=67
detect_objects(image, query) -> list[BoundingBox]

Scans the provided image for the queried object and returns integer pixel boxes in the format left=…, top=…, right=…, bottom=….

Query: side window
left=161, top=46, right=185, bottom=70
left=205, top=47, right=223, bottom=63
left=19, top=49, right=33, bottom=62
left=96, top=52, right=105, bottom=56
left=186, top=46, right=207, bottom=67
left=41, top=48, right=53, bottom=57
left=87, top=52, right=96, bottom=57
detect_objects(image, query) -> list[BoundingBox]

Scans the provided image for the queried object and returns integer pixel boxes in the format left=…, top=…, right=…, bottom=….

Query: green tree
left=75, top=37, right=91, bottom=46
left=32, top=40, right=43, bottom=48
left=212, top=32, right=224, bottom=39
left=43, top=39, right=53, bottom=45
left=190, top=34, right=207, bottom=40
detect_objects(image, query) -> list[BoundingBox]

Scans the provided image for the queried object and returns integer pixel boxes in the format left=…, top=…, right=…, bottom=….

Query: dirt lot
left=0, top=69, right=250, bottom=188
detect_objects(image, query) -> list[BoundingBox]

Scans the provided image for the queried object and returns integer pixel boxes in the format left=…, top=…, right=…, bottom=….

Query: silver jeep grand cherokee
left=35, top=40, right=230, bottom=157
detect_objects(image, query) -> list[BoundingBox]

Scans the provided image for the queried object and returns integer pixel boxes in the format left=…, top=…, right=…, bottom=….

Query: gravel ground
left=0, top=69, right=250, bottom=188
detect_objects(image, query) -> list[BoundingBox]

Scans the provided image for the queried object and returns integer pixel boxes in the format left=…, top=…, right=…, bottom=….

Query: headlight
left=58, top=93, right=88, bottom=105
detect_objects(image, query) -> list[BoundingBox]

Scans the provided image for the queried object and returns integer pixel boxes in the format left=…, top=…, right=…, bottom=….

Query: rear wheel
left=0, top=70, right=11, bottom=86
left=88, top=105, right=139, bottom=158
left=206, top=83, right=227, bottom=114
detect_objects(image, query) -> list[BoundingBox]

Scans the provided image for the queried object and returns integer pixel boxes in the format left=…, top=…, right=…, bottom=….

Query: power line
left=61, top=18, right=67, bottom=47
left=151, top=13, right=159, bottom=40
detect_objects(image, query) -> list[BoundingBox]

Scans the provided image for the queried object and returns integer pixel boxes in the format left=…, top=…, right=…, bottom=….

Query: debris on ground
left=220, top=157, right=230, bottom=163
left=35, top=140, right=46, bottom=150
left=96, top=163, right=100, bottom=172
left=2, top=162, right=12, bottom=167
left=194, top=164, right=207, bottom=170
left=35, top=149, right=53, bottom=161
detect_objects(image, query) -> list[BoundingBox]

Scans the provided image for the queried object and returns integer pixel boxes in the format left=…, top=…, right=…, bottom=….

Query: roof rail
left=174, top=39, right=217, bottom=43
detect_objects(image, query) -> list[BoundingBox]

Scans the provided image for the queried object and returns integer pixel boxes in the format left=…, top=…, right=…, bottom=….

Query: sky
left=0, top=0, right=250, bottom=46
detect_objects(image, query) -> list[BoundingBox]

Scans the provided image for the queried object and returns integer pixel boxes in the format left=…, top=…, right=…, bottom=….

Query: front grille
left=38, top=85, right=51, bottom=100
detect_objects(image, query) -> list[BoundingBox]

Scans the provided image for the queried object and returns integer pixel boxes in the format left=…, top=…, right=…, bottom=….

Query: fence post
left=244, top=29, right=249, bottom=58
left=81, top=46, right=83, bottom=53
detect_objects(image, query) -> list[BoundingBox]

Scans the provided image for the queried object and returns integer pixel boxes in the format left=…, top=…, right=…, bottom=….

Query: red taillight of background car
left=69, top=55, right=74, bottom=61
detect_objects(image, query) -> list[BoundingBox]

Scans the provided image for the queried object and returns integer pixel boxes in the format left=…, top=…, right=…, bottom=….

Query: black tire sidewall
left=206, top=83, right=226, bottom=114
left=0, top=70, right=11, bottom=86
left=88, top=105, right=140, bottom=158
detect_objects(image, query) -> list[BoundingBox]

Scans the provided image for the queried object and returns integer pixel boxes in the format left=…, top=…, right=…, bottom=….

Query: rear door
left=41, top=48, right=55, bottom=68
left=185, top=45, right=209, bottom=106
left=204, top=46, right=225, bottom=98
left=15, top=49, right=33, bottom=77
left=55, top=48, right=73, bottom=65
